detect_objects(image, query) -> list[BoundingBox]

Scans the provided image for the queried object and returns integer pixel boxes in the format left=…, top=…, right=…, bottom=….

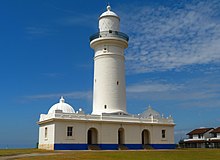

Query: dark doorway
left=142, top=129, right=150, bottom=144
left=87, top=128, right=98, bottom=145
left=118, top=128, right=125, bottom=144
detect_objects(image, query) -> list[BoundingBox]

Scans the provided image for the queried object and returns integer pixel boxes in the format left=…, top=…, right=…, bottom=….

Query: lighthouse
left=90, top=5, right=129, bottom=115
left=38, top=4, right=175, bottom=150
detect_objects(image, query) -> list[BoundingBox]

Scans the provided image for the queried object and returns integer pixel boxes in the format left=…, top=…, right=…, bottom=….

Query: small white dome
left=99, top=5, right=119, bottom=19
left=139, top=106, right=161, bottom=119
left=48, top=97, right=75, bottom=114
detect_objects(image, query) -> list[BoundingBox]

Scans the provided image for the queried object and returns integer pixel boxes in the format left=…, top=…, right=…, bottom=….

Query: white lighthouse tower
left=38, top=5, right=175, bottom=150
left=90, top=5, right=129, bottom=115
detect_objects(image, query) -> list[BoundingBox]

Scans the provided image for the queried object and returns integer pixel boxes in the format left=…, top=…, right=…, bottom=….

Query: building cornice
left=38, top=114, right=175, bottom=127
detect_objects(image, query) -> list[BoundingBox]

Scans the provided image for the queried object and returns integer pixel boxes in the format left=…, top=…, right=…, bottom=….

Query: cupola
left=48, top=97, right=75, bottom=114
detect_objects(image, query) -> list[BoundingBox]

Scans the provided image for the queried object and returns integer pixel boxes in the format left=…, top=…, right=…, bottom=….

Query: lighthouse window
left=104, top=105, right=107, bottom=109
left=67, top=126, right=73, bottom=137
left=45, top=127, right=48, bottom=139
left=162, top=130, right=166, bottom=138
left=103, top=47, right=107, bottom=53
left=117, top=81, right=119, bottom=85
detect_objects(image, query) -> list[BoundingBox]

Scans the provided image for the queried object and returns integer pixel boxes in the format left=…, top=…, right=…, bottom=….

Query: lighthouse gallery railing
left=90, top=30, right=129, bottom=42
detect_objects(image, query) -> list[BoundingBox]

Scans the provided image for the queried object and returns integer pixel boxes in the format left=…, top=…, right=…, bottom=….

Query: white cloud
left=25, top=91, right=92, bottom=101
left=127, top=80, right=182, bottom=93
left=120, top=0, right=220, bottom=74
left=58, top=14, right=97, bottom=28
left=127, top=75, right=220, bottom=108
left=25, top=26, right=53, bottom=36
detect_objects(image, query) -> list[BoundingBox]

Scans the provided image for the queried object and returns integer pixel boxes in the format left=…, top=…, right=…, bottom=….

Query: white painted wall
left=92, top=53, right=126, bottom=115
left=54, top=121, right=87, bottom=144
left=39, top=120, right=174, bottom=148
left=150, top=125, right=174, bottom=144
left=204, top=130, right=213, bottom=139
left=53, top=121, right=119, bottom=144
left=99, top=16, right=120, bottom=32
left=38, top=123, right=55, bottom=150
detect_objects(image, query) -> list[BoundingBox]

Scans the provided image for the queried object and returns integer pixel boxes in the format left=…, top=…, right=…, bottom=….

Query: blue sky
left=0, top=0, right=220, bottom=148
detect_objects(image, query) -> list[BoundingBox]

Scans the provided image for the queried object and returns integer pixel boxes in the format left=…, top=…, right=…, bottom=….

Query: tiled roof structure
left=210, top=127, right=220, bottom=133
left=187, top=128, right=213, bottom=135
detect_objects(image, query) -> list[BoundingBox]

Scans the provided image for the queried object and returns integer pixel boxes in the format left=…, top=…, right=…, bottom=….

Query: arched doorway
left=118, top=128, right=125, bottom=144
left=87, top=128, right=98, bottom=145
left=142, top=129, right=150, bottom=144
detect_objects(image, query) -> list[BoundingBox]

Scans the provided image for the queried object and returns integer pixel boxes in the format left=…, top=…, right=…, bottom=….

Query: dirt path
left=0, top=153, right=61, bottom=160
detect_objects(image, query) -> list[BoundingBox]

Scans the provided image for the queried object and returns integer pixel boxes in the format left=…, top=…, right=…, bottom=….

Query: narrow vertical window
left=162, top=130, right=166, bottom=138
left=67, top=126, right=73, bottom=137
left=104, top=105, right=107, bottom=109
left=45, top=127, right=48, bottom=138
left=103, top=45, right=108, bottom=52
left=117, top=81, right=119, bottom=85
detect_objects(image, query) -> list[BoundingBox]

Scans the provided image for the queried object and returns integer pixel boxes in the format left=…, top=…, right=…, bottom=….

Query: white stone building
left=38, top=5, right=175, bottom=150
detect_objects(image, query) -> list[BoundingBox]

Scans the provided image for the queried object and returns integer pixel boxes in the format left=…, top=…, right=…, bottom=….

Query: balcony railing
left=39, top=112, right=174, bottom=124
left=90, top=30, right=129, bottom=42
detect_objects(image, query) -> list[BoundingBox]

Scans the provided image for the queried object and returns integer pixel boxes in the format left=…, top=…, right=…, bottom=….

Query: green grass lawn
left=1, top=149, right=220, bottom=160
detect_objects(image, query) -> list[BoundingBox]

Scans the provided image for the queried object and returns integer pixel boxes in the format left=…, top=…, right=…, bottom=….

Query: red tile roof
left=187, top=128, right=213, bottom=135
left=210, top=127, right=220, bottom=133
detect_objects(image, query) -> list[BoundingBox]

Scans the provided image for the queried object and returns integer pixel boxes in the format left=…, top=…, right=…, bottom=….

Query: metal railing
left=40, top=112, right=174, bottom=124
left=90, top=30, right=129, bottom=42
